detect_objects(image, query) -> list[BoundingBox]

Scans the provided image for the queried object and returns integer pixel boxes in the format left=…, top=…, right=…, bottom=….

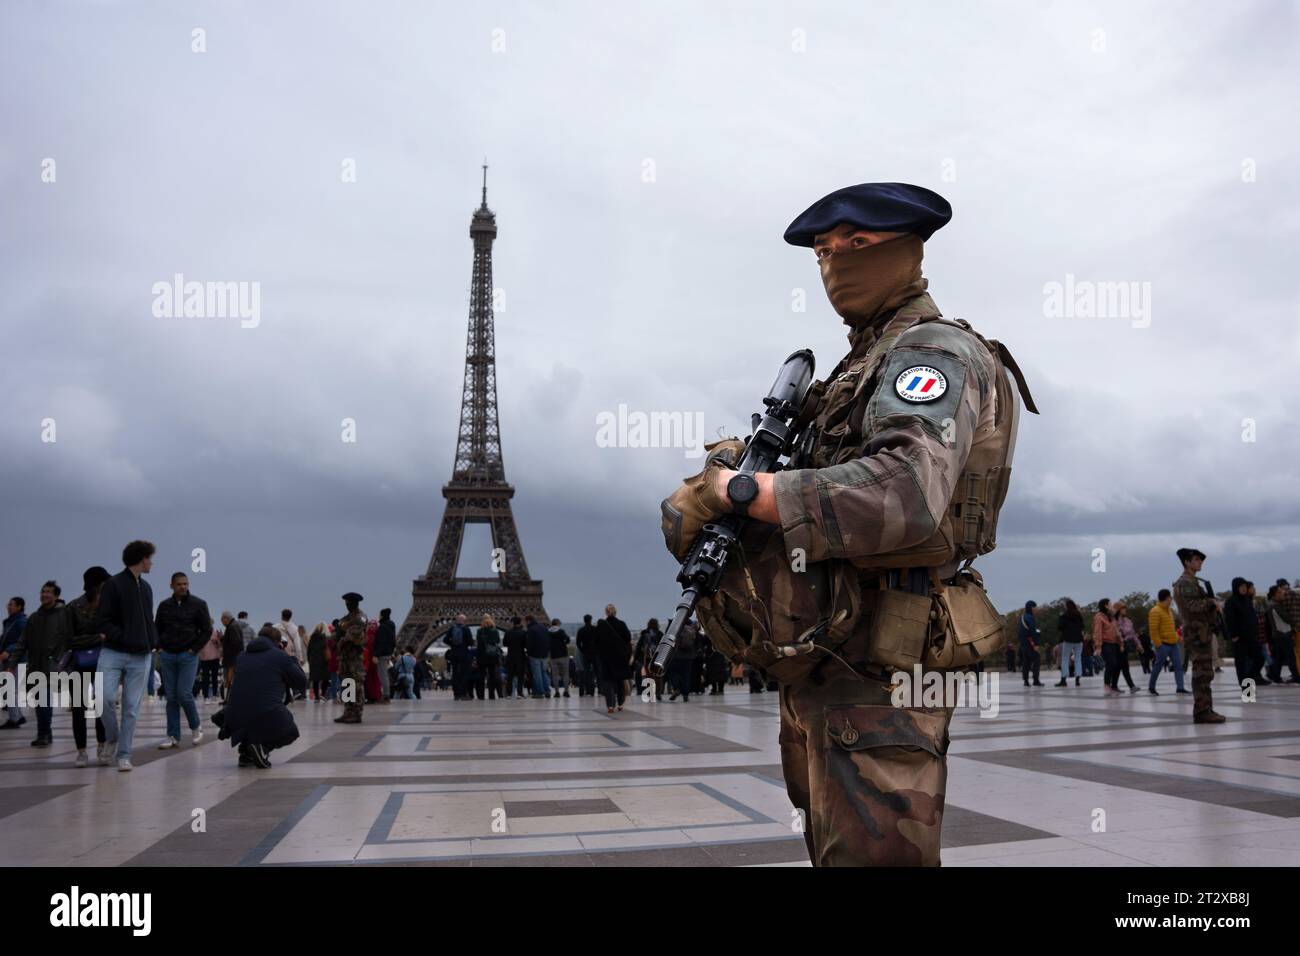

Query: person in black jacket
left=219, top=611, right=244, bottom=699
left=306, top=623, right=329, bottom=701
left=503, top=617, right=528, bottom=699
left=217, top=626, right=308, bottom=768
left=66, top=566, right=111, bottom=766
left=667, top=617, right=699, bottom=702
left=474, top=615, right=504, bottom=700
left=705, top=638, right=729, bottom=695
left=595, top=605, right=632, bottom=712
left=154, top=572, right=212, bottom=750
left=635, top=619, right=664, bottom=701
left=441, top=614, right=476, bottom=701
left=372, top=608, right=397, bottom=703
left=575, top=614, right=599, bottom=697
left=548, top=619, right=571, bottom=699
left=1, top=597, right=28, bottom=729
left=0, top=581, right=72, bottom=747
left=1225, top=577, right=1267, bottom=688
left=1054, top=599, right=1085, bottom=686
left=94, top=540, right=158, bottom=772
left=524, top=615, right=552, bottom=698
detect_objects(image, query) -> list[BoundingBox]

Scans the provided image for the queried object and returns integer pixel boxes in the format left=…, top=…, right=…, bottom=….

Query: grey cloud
left=1, top=0, right=1297, bottom=624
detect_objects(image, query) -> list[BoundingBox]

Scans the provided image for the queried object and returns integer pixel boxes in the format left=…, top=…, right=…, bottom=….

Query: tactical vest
left=793, top=313, right=1038, bottom=575
left=695, top=311, right=1037, bottom=681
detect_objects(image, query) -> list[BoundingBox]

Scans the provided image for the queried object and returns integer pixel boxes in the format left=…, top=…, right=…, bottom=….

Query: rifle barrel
left=650, top=590, right=698, bottom=677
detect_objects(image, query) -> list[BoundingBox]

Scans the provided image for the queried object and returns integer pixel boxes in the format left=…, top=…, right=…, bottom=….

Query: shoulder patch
left=869, top=345, right=968, bottom=427
left=894, top=365, right=948, bottom=403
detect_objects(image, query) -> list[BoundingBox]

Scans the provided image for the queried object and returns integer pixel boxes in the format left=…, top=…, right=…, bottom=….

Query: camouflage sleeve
left=1173, top=578, right=1215, bottom=616
left=772, top=323, right=994, bottom=563
left=343, top=617, right=368, bottom=648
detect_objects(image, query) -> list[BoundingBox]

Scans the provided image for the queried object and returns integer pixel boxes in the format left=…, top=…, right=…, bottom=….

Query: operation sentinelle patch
left=894, top=365, right=948, bottom=403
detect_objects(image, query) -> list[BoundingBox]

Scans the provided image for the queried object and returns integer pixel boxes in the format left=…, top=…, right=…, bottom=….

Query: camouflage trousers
left=778, top=669, right=953, bottom=866
left=1186, top=627, right=1215, bottom=717
left=340, top=653, right=366, bottom=721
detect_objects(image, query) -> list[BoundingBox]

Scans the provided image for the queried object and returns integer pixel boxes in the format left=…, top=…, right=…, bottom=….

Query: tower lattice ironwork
left=399, top=167, right=548, bottom=652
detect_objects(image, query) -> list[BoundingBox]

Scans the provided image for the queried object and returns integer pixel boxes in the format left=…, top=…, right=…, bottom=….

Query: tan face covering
left=819, top=233, right=927, bottom=328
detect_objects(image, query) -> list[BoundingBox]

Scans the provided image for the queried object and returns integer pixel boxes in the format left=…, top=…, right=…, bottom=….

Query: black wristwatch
left=726, top=472, right=759, bottom=517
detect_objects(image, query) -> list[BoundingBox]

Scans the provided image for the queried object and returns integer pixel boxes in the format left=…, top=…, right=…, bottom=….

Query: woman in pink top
left=1094, top=598, right=1120, bottom=696
left=198, top=626, right=223, bottom=701
left=1112, top=602, right=1140, bottom=694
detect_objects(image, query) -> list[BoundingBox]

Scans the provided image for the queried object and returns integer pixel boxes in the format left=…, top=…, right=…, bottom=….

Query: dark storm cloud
left=1, top=0, right=1297, bottom=626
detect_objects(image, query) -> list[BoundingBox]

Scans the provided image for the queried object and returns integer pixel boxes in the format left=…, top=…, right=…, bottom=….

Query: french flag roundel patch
left=894, top=365, right=948, bottom=403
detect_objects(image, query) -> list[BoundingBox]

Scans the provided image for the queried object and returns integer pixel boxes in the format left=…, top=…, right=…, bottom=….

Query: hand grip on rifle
left=650, top=349, right=815, bottom=678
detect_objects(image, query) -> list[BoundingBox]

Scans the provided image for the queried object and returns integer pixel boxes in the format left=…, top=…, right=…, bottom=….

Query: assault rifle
left=650, top=349, right=816, bottom=678
left=1203, top=577, right=1228, bottom=637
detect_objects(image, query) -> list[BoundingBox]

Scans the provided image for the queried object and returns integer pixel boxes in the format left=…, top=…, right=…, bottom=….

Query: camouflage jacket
left=698, top=293, right=1011, bottom=677
left=1172, top=573, right=1216, bottom=634
left=338, top=610, right=368, bottom=656
left=772, top=292, right=998, bottom=570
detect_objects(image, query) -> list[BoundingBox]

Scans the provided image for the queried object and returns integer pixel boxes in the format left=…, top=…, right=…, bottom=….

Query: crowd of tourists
left=1011, top=577, right=1300, bottom=697
left=434, top=605, right=758, bottom=715
left=0, top=540, right=771, bottom=772
left=20, top=540, right=1287, bottom=773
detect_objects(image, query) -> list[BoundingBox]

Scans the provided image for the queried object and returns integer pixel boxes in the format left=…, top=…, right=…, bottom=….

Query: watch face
left=728, top=473, right=758, bottom=504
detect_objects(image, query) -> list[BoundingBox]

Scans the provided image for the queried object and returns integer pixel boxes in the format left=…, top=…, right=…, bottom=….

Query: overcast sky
left=2, top=0, right=1297, bottom=632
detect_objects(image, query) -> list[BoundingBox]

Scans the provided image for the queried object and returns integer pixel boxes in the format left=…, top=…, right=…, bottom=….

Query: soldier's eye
left=852, top=237, right=867, bottom=247
left=816, top=247, right=831, bottom=259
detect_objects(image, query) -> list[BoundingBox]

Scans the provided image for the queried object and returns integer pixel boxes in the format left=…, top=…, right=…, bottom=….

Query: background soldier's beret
left=341, top=591, right=364, bottom=603
left=1176, top=548, right=1206, bottom=563
left=783, top=182, right=953, bottom=247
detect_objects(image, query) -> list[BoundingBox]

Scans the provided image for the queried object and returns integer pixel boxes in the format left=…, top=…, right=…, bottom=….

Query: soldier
left=660, top=182, right=1036, bottom=866
left=334, top=592, right=368, bottom=724
left=1172, top=548, right=1226, bottom=724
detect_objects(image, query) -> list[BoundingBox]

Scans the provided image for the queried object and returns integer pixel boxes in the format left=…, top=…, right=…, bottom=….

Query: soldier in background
left=661, top=183, right=1036, bottom=865
left=1172, top=548, right=1225, bottom=724
left=334, top=592, right=368, bottom=724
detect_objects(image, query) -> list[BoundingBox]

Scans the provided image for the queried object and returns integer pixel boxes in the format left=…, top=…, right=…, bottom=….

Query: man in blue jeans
left=1147, top=588, right=1188, bottom=695
left=525, top=614, right=552, bottom=698
left=95, top=540, right=159, bottom=771
left=154, top=571, right=212, bottom=749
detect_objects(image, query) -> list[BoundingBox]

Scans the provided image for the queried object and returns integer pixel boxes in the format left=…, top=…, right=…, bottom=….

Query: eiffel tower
left=399, top=166, right=548, bottom=651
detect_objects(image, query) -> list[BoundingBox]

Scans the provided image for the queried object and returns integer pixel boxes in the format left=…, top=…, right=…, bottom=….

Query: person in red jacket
left=364, top=619, right=383, bottom=703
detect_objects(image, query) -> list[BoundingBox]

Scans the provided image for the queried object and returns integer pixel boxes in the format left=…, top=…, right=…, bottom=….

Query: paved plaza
left=2, top=670, right=1299, bottom=867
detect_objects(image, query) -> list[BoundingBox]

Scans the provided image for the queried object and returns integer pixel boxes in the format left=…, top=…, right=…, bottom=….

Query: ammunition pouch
left=855, top=567, right=1006, bottom=672
left=696, top=551, right=1006, bottom=683
left=695, top=527, right=862, bottom=684
left=860, top=587, right=932, bottom=670
left=925, top=568, right=1006, bottom=669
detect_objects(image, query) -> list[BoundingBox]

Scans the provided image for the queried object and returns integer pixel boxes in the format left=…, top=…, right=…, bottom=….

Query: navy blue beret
left=783, top=182, right=952, bottom=247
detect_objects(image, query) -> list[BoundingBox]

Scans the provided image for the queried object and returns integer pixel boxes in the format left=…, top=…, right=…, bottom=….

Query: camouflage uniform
left=336, top=608, right=368, bottom=723
left=1173, top=572, right=1217, bottom=719
left=779, top=659, right=949, bottom=866
left=696, top=292, right=1027, bottom=866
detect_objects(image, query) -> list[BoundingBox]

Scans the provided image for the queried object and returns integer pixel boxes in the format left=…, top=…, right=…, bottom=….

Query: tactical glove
left=659, top=437, right=745, bottom=561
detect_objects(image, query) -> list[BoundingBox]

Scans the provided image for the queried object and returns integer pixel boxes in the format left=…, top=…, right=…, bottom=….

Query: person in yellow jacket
left=1147, top=588, right=1187, bottom=695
